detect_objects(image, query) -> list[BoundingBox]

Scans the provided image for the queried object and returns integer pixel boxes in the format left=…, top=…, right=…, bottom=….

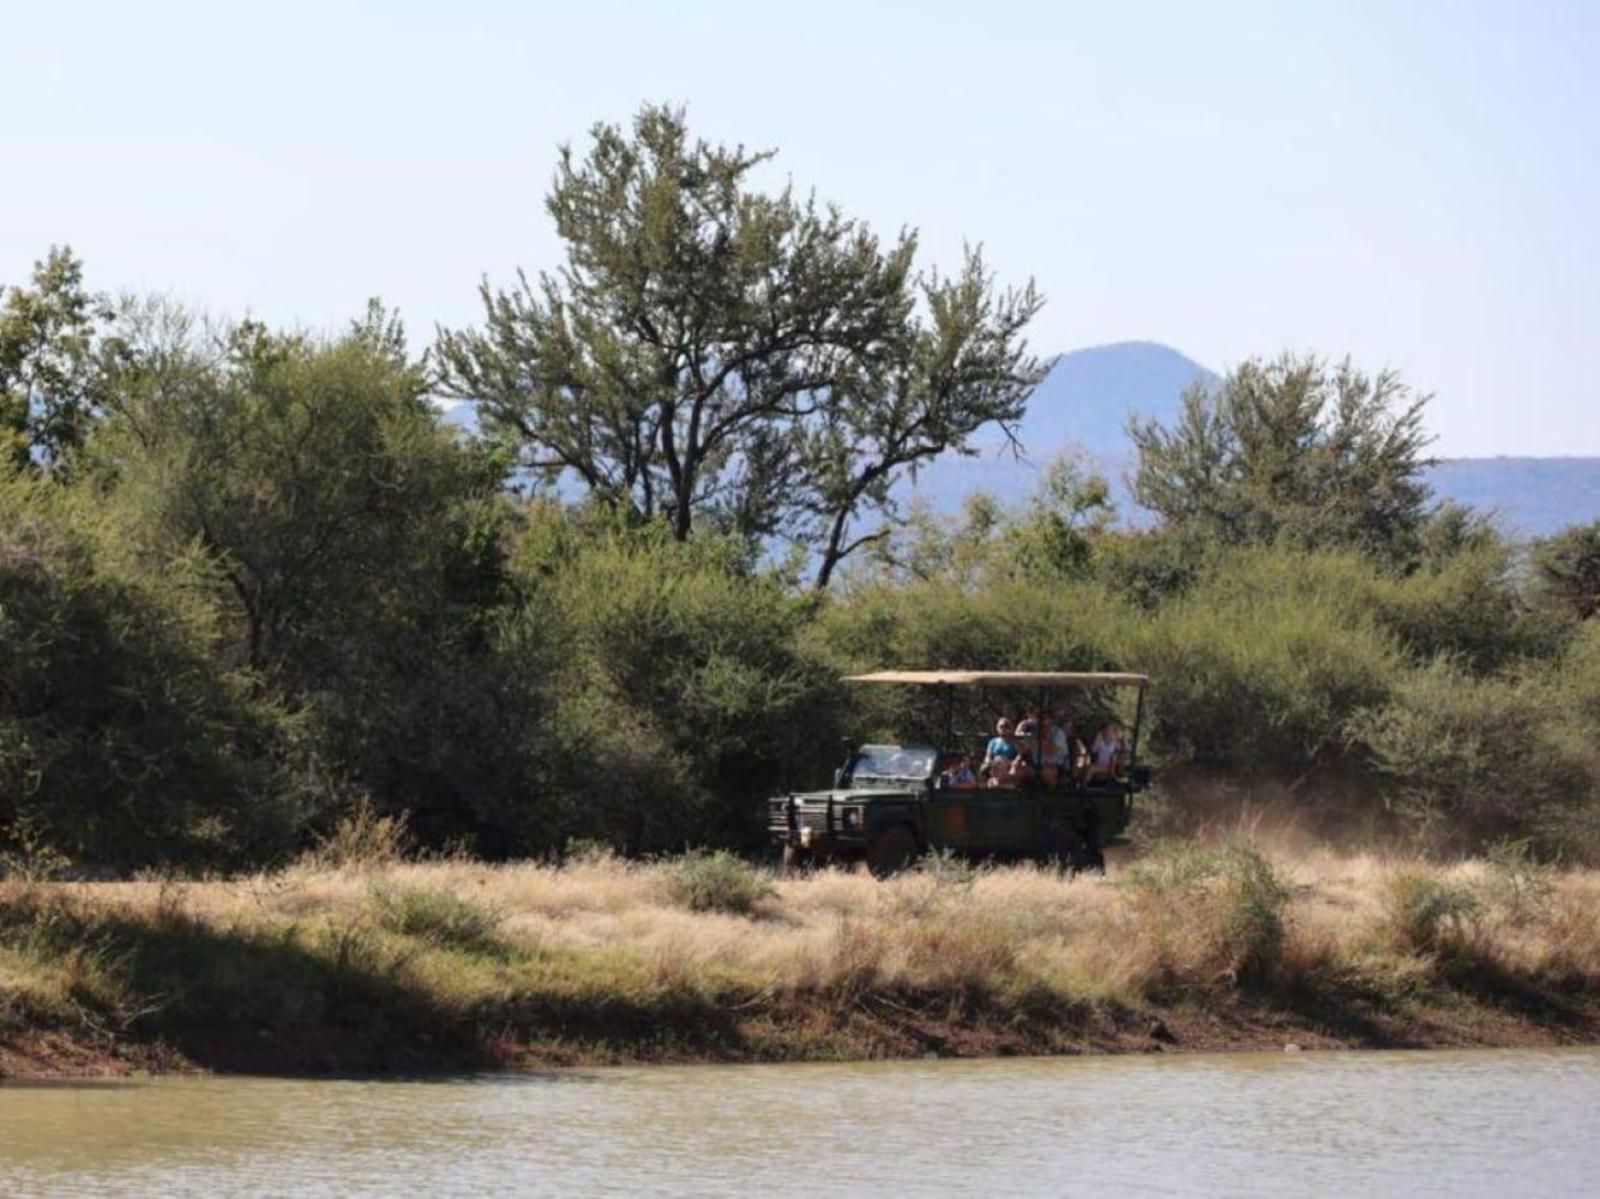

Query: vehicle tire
left=1075, top=824, right=1106, bottom=875
left=865, top=824, right=919, bottom=879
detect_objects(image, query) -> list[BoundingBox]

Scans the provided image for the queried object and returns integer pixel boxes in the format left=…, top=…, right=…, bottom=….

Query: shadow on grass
left=0, top=898, right=751, bottom=1076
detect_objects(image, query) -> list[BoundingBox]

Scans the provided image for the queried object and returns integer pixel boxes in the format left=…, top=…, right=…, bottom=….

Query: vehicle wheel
left=1074, top=826, right=1106, bottom=875
left=865, top=825, right=919, bottom=879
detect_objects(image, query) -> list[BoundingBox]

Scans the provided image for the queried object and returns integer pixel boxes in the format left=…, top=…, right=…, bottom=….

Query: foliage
left=1130, top=353, right=1434, bottom=567
left=0, top=246, right=112, bottom=472
left=666, top=849, right=773, bottom=915
left=436, top=103, right=1044, bottom=585
left=0, top=475, right=310, bottom=869
left=1530, top=521, right=1600, bottom=622
left=87, top=306, right=543, bottom=851
left=512, top=510, right=844, bottom=852
left=1349, top=659, right=1598, bottom=857
left=1127, top=552, right=1402, bottom=770
left=1378, top=871, right=1482, bottom=958
left=1120, top=841, right=1292, bottom=985
left=369, top=883, right=503, bottom=953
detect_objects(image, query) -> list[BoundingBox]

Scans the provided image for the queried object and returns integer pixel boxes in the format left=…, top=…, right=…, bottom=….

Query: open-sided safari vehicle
left=768, top=670, right=1152, bottom=876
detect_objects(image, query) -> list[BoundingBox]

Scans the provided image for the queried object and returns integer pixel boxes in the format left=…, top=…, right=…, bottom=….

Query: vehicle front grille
left=769, top=800, right=835, bottom=834
left=794, top=806, right=831, bottom=832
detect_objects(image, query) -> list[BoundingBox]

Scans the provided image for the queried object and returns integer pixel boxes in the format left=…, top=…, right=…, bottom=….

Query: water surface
left=2, top=1047, right=1596, bottom=1196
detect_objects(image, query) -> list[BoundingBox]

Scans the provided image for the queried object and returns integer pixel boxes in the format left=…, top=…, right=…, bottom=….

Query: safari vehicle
left=768, top=670, right=1151, bottom=875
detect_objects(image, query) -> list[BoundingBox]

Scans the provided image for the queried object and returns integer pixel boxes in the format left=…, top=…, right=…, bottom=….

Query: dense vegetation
left=5, top=104, right=1600, bottom=875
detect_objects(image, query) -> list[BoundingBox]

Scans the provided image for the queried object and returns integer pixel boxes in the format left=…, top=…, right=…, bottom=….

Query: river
left=1, top=1048, right=1596, bottom=1196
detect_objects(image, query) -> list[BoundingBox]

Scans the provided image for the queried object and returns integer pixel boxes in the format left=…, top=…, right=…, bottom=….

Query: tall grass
left=2, top=845, right=1598, bottom=1073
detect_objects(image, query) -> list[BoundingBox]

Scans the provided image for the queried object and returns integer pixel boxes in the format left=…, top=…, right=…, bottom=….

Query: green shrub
left=1122, top=841, right=1291, bottom=985
left=1129, top=551, right=1401, bottom=771
left=1379, top=872, right=1482, bottom=957
left=0, top=477, right=311, bottom=871
left=516, top=515, right=844, bottom=853
left=666, top=850, right=773, bottom=916
left=368, top=884, right=503, bottom=953
left=1351, top=661, right=1593, bottom=855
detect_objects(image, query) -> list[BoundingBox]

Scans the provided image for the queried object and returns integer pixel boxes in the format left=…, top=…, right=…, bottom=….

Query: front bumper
left=768, top=795, right=868, bottom=850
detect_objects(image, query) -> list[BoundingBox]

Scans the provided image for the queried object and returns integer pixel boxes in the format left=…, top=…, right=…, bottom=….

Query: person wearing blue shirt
left=981, top=717, right=1020, bottom=782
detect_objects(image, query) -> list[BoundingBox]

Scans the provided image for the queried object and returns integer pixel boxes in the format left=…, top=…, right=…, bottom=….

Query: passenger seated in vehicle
left=939, top=752, right=978, bottom=790
left=981, top=718, right=1020, bottom=782
left=990, top=750, right=1032, bottom=789
left=1017, top=713, right=1070, bottom=787
left=1057, top=712, right=1089, bottom=782
left=1087, top=721, right=1125, bottom=781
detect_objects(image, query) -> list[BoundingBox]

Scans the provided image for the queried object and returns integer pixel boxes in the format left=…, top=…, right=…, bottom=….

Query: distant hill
left=905, top=341, right=1217, bottom=509
left=1425, top=458, right=1600, bottom=538
left=440, top=341, right=1600, bottom=539
left=909, top=342, right=1600, bottom=538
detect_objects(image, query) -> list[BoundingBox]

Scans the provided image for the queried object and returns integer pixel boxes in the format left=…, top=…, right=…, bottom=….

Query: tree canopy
left=0, top=247, right=112, bottom=472
left=436, top=103, right=1044, bottom=585
left=1129, top=353, right=1435, bottom=567
left=1532, top=521, right=1600, bottom=622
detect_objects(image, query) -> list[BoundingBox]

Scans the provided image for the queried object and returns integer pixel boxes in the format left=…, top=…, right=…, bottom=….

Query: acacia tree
left=435, top=104, right=1042, bottom=583
left=1129, top=353, right=1435, bottom=566
left=803, top=252, right=1043, bottom=587
left=0, top=247, right=113, bottom=472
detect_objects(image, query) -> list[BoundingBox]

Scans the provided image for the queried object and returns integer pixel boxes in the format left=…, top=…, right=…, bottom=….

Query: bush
left=515, top=514, right=844, bottom=854
left=666, top=850, right=773, bottom=916
left=1351, top=661, right=1594, bottom=855
left=1379, top=872, right=1482, bottom=958
left=1121, top=841, right=1291, bottom=986
left=369, top=884, right=503, bottom=953
left=0, top=478, right=311, bottom=870
left=305, top=800, right=413, bottom=871
left=1128, top=550, right=1401, bottom=771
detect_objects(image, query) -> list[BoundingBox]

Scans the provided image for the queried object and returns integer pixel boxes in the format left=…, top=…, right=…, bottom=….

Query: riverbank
left=2, top=845, right=1598, bottom=1079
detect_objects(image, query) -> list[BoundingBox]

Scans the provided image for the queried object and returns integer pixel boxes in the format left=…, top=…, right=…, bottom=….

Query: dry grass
left=2, top=843, right=1599, bottom=1074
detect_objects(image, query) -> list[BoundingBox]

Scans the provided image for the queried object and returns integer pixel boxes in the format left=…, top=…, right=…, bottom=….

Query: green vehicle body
left=768, top=670, right=1152, bottom=875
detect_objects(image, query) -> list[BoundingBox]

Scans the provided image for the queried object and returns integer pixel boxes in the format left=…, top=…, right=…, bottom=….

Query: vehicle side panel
left=923, top=793, right=976, bottom=851
left=974, top=791, right=1036, bottom=852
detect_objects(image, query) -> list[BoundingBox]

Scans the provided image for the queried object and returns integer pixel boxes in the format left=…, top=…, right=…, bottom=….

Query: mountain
left=439, top=341, right=1600, bottom=539
left=905, top=341, right=1217, bottom=510
left=1425, top=459, right=1600, bottom=537
left=1011, top=340, right=1221, bottom=459
left=910, top=342, right=1600, bottom=538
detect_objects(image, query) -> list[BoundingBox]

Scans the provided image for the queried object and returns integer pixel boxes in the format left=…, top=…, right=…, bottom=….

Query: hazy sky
left=4, top=0, right=1595, bottom=455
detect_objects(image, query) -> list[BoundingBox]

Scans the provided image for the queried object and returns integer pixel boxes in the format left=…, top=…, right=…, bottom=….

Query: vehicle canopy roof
left=844, top=670, right=1150, bottom=688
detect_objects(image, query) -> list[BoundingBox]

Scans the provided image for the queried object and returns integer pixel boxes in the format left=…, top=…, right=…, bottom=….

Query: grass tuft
left=1378, top=871, right=1483, bottom=958
left=368, top=884, right=503, bottom=954
left=666, top=850, right=773, bottom=916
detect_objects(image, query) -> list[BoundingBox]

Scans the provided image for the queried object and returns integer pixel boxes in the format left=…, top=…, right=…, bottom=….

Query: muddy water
left=2, top=1048, right=1596, bottom=1197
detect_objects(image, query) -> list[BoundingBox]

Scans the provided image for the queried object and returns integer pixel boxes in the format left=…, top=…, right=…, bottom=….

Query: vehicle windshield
left=849, top=744, right=938, bottom=782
